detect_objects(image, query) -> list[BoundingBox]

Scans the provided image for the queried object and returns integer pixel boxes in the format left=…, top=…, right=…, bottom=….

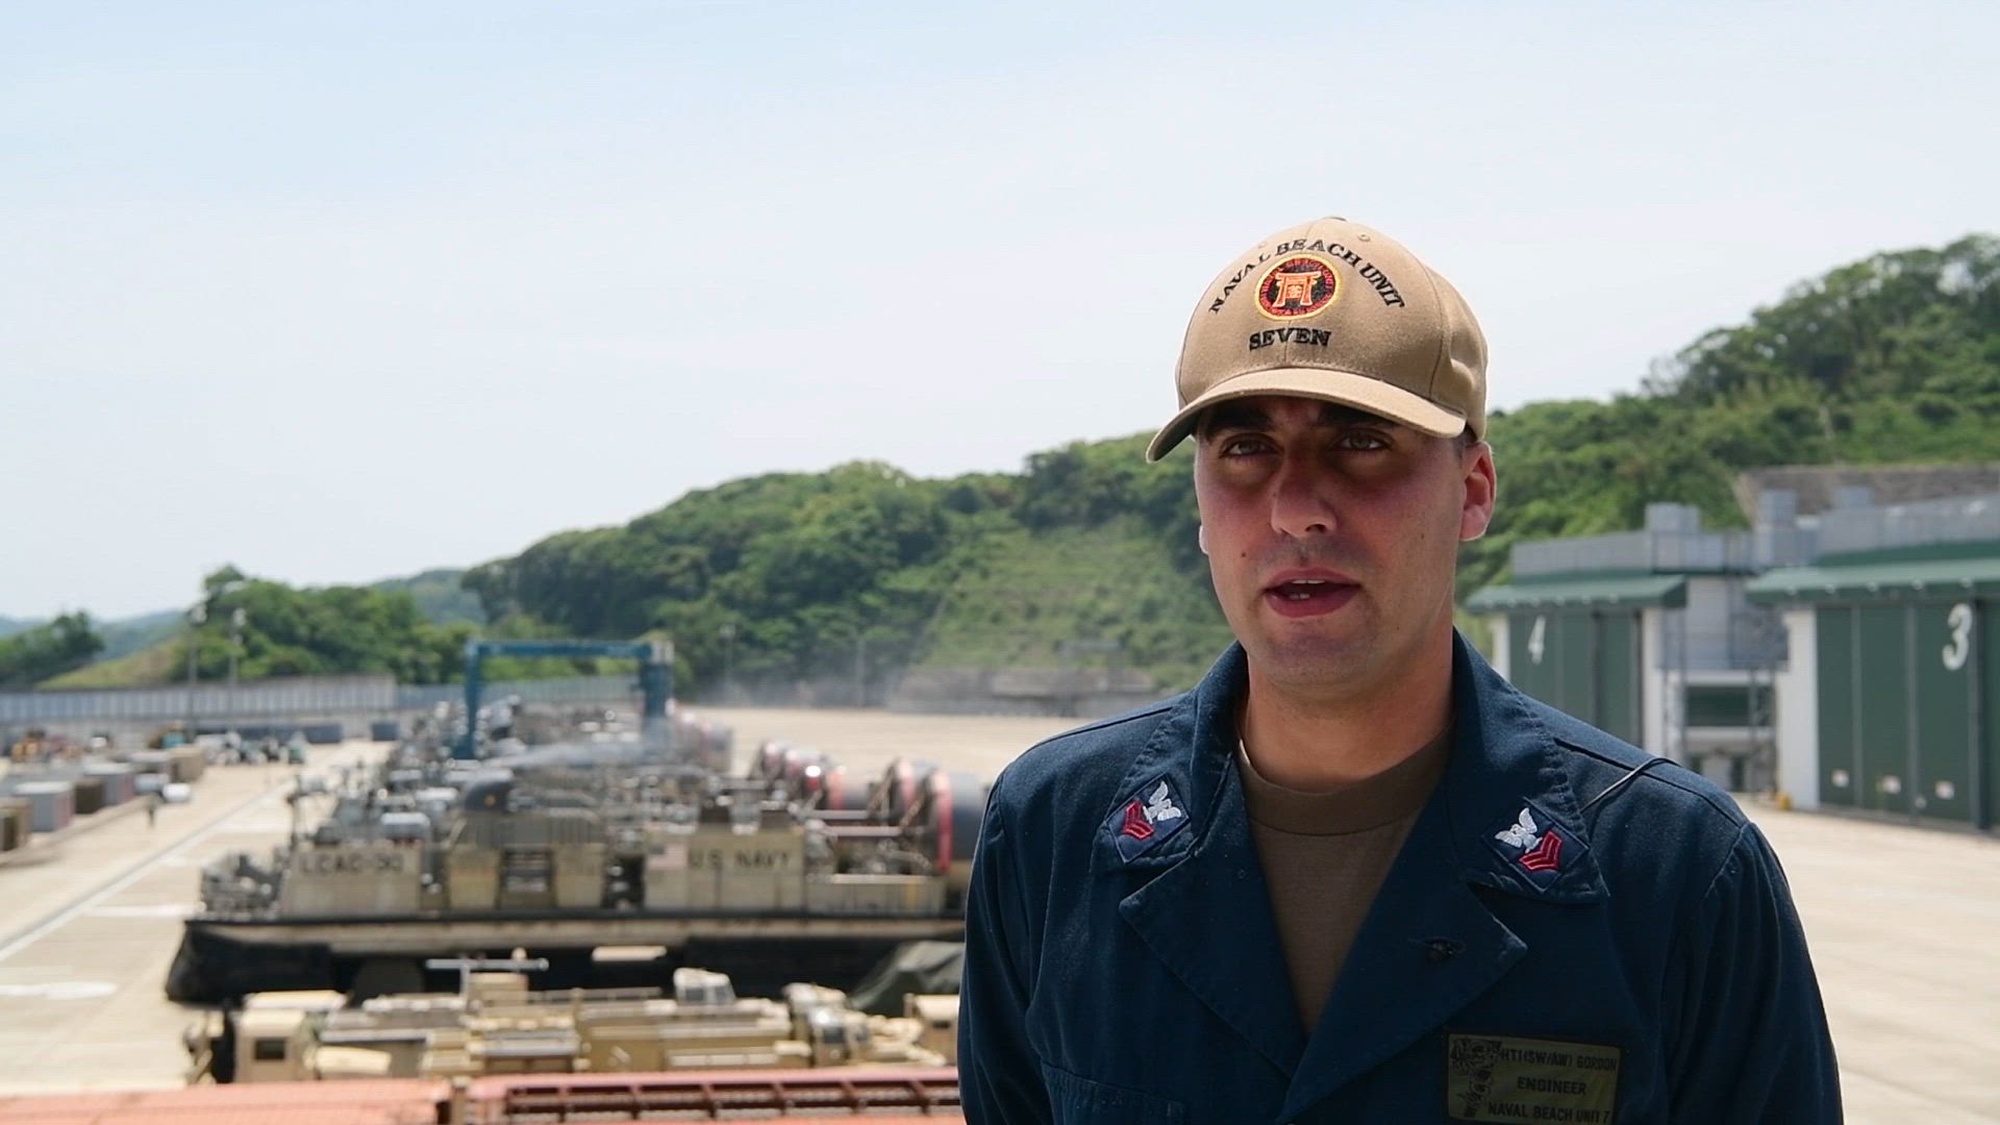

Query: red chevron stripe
left=1520, top=830, right=1563, bottom=872
left=1120, top=800, right=1154, bottom=840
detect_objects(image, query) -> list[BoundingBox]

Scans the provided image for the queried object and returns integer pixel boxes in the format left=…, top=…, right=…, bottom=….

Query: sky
left=4, top=0, right=1994, bottom=621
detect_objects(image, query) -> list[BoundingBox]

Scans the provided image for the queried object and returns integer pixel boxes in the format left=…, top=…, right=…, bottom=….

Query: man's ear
left=1459, top=442, right=1496, bottom=542
left=1197, top=524, right=1209, bottom=555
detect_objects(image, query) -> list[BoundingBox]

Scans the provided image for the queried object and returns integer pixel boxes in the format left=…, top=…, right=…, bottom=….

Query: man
left=958, top=217, right=1840, bottom=1123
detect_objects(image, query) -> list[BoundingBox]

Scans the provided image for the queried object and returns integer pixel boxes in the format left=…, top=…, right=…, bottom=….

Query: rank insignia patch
left=1106, top=778, right=1190, bottom=862
left=1485, top=802, right=1586, bottom=891
left=1255, top=253, right=1340, bottom=319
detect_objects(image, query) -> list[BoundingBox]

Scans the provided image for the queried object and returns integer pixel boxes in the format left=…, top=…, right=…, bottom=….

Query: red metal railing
left=469, top=1066, right=962, bottom=1121
left=0, top=1069, right=965, bottom=1124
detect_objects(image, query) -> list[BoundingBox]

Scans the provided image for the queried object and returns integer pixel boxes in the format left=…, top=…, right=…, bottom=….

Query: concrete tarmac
left=0, top=713, right=1993, bottom=1123
left=1751, top=805, right=2000, bottom=1123
left=0, top=742, right=383, bottom=1095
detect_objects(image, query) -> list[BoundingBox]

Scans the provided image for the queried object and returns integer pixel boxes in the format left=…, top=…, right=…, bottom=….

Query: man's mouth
left=1273, top=579, right=1340, bottom=601
left=1262, top=573, right=1359, bottom=617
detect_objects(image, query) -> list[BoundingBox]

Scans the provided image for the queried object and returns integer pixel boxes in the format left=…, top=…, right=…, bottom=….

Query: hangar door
left=1817, top=600, right=1986, bottom=826
left=1506, top=608, right=1642, bottom=745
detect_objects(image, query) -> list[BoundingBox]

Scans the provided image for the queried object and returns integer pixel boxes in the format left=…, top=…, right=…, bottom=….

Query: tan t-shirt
left=1238, top=729, right=1451, bottom=1031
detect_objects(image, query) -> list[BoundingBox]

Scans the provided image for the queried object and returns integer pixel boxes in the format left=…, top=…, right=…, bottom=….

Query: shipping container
left=71, top=775, right=107, bottom=816
left=10, top=780, right=76, bottom=833
left=83, top=761, right=139, bottom=805
left=170, top=745, right=208, bottom=783
left=0, top=800, right=26, bottom=851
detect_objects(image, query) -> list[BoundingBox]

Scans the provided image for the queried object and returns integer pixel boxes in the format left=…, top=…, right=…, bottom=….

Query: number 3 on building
left=1942, top=603, right=1973, bottom=672
left=1527, top=615, right=1547, bottom=666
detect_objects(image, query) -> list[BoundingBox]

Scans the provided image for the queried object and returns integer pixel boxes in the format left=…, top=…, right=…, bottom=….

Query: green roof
left=1464, top=574, right=1688, bottom=613
left=1745, top=554, right=2000, bottom=604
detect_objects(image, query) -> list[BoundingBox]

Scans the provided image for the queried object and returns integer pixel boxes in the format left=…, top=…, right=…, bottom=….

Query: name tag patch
left=1446, top=1034, right=1620, bottom=1123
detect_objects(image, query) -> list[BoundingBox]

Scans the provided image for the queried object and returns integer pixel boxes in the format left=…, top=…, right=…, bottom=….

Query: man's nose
left=1269, top=453, right=1336, bottom=539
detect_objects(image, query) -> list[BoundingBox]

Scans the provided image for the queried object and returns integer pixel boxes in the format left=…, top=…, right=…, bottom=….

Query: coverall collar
left=1094, top=634, right=1608, bottom=896
left=1093, top=633, right=1611, bottom=1105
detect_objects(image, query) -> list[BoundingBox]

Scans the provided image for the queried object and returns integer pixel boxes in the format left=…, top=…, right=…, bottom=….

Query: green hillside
left=467, top=234, right=1998, bottom=696
left=0, top=614, right=103, bottom=687
left=41, top=639, right=184, bottom=689
left=370, top=568, right=487, bottom=626
left=919, top=520, right=1232, bottom=692
left=30, top=235, right=2000, bottom=694
left=97, top=610, right=184, bottom=662
left=31, top=570, right=487, bottom=690
left=46, top=568, right=475, bottom=690
left=17, top=610, right=185, bottom=689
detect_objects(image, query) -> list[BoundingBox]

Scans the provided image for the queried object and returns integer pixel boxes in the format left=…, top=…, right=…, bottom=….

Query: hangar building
left=1469, top=476, right=2000, bottom=831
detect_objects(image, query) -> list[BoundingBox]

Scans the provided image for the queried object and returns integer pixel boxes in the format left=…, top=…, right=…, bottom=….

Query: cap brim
left=1144, top=367, right=1468, bottom=462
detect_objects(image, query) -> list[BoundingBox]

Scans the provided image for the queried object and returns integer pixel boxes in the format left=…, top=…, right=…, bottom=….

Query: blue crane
left=457, top=639, right=674, bottom=759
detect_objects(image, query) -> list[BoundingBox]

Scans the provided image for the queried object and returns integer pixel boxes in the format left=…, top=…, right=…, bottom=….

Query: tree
left=187, top=567, right=472, bottom=685
left=0, top=613, right=105, bottom=687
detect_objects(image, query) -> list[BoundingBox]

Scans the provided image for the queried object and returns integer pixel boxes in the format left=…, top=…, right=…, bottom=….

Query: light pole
left=718, top=623, right=736, bottom=704
left=184, top=603, right=206, bottom=741
left=852, top=629, right=867, bottom=708
left=227, top=608, right=246, bottom=743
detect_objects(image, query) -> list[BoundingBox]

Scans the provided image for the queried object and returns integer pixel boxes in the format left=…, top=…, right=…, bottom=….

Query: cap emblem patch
left=1106, top=778, right=1190, bottom=862
left=1256, top=253, right=1340, bottom=320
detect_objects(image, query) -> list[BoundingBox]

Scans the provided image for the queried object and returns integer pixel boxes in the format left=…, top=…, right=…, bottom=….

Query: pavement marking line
left=0, top=982, right=117, bottom=1000
left=84, top=904, right=196, bottom=919
left=0, top=783, right=290, bottom=965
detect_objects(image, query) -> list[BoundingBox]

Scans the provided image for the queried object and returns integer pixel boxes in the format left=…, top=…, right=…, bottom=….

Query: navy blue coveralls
left=959, top=636, right=1840, bottom=1123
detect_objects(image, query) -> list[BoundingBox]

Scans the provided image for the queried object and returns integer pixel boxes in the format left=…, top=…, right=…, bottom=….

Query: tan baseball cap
left=1146, top=216, right=1487, bottom=461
